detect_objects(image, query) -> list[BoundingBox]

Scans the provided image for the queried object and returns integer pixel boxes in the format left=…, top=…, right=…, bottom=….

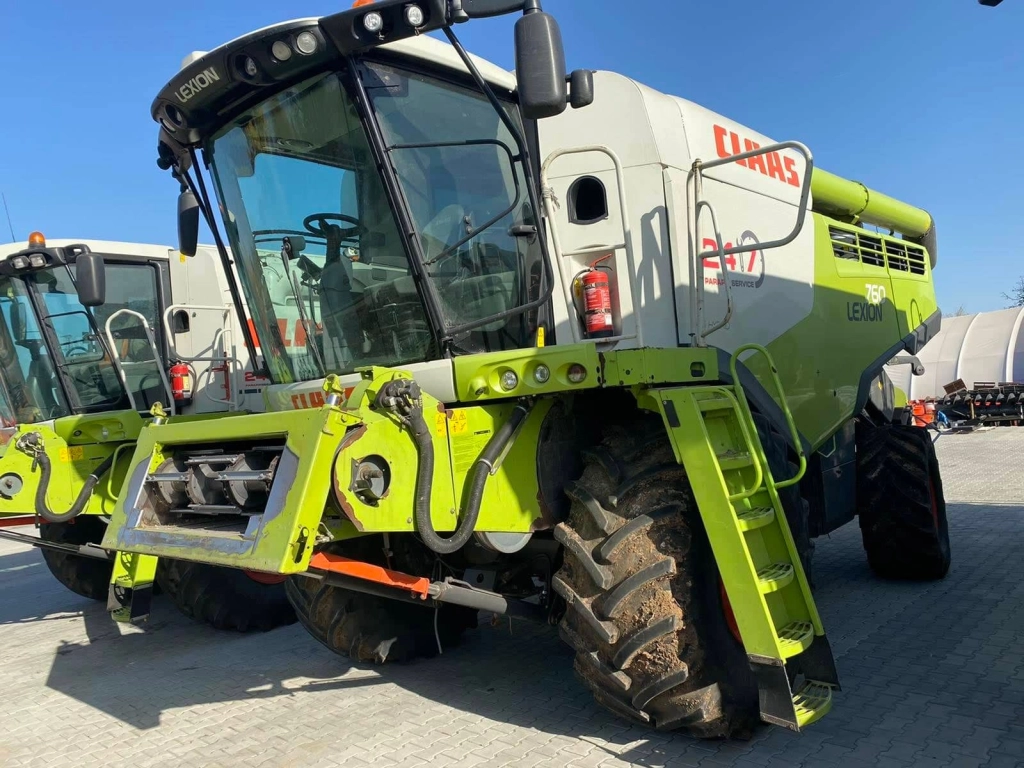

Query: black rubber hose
left=17, top=434, right=116, bottom=523
left=380, top=382, right=532, bottom=555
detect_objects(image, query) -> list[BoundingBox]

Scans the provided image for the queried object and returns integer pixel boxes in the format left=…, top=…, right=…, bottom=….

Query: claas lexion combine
left=94, top=0, right=949, bottom=737
left=0, top=236, right=297, bottom=631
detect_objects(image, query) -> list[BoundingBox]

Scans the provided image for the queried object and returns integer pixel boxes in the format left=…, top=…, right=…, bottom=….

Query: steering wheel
left=63, top=344, right=94, bottom=360
left=303, top=213, right=364, bottom=242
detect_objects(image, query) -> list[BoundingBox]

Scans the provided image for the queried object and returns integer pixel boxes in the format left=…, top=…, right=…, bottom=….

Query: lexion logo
left=702, top=230, right=766, bottom=289
left=174, top=67, right=221, bottom=104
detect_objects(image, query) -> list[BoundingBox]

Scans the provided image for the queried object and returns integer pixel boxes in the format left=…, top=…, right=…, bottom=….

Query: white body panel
left=166, top=245, right=265, bottom=413
left=536, top=72, right=815, bottom=353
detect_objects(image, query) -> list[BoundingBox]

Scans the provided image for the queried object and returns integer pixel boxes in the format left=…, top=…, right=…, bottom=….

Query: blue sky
left=1, top=0, right=1020, bottom=314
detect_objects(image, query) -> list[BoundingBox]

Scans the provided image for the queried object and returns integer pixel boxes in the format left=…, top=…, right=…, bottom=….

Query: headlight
left=271, top=40, right=292, bottom=61
left=567, top=364, right=587, bottom=384
left=533, top=364, right=551, bottom=384
left=295, top=31, right=318, bottom=55
left=500, top=370, right=519, bottom=391
left=404, top=5, right=425, bottom=26
left=363, top=12, right=384, bottom=33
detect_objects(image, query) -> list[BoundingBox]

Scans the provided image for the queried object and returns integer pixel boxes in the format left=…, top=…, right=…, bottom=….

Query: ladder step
left=792, top=681, right=833, bottom=728
left=735, top=506, right=774, bottom=531
left=717, top=450, right=754, bottom=471
left=697, top=396, right=735, bottom=413
left=777, top=621, right=815, bottom=658
left=756, top=562, right=794, bottom=593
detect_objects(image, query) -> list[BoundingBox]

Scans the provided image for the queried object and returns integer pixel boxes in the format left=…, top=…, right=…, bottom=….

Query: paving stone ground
left=0, top=427, right=1021, bottom=767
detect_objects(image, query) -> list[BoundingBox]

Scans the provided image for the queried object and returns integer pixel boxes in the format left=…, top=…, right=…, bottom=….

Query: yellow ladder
left=652, top=345, right=838, bottom=730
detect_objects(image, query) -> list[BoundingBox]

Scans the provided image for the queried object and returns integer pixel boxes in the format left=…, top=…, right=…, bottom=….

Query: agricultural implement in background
left=929, top=381, right=1024, bottom=428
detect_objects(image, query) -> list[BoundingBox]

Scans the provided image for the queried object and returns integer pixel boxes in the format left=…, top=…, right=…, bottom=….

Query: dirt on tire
left=553, top=418, right=759, bottom=738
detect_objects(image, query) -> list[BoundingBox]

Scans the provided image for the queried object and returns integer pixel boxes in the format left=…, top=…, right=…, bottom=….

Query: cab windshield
left=208, top=63, right=541, bottom=385
left=0, top=263, right=164, bottom=421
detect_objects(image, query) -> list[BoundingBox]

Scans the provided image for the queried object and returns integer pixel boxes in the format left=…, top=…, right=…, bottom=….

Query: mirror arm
left=450, top=0, right=537, bottom=20
left=180, top=148, right=265, bottom=378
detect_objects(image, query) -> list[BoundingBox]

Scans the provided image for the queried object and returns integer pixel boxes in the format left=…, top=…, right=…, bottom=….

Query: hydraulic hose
left=376, top=380, right=533, bottom=555
left=15, top=432, right=116, bottom=523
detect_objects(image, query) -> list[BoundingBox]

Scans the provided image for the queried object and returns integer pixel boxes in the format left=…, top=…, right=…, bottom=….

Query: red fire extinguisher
left=169, top=362, right=193, bottom=406
left=578, top=254, right=614, bottom=339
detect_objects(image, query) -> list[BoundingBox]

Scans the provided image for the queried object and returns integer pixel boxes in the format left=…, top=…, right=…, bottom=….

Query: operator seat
left=418, top=204, right=512, bottom=332
left=319, top=223, right=363, bottom=358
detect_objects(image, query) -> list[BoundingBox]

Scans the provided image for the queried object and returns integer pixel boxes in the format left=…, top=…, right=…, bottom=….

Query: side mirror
left=75, top=252, right=106, bottom=308
left=9, top=301, right=25, bottom=343
left=569, top=69, right=594, bottom=110
left=178, top=189, right=200, bottom=257
left=514, top=10, right=567, bottom=120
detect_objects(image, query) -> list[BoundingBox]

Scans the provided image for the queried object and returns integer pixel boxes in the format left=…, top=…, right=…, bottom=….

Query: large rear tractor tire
left=857, top=423, right=951, bottom=580
left=39, top=517, right=113, bottom=602
left=553, top=418, right=760, bottom=738
left=156, top=559, right=297, bottom=632
left=285, top=536, right=477, bottom=664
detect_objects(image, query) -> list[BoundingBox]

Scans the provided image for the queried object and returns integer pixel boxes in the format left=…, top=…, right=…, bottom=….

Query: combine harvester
left=0, top=235, right=295, bottom=630
left=100, top=0, right=947, bottom=736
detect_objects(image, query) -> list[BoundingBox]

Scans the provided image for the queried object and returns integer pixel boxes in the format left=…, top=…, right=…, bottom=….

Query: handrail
left=161, top=304, right=240, bottom=410
left=103, top=309, right=175, bottom=415
left=105, top=441, right=137, bottom=500
left=688, top=141, right=815, bottom=346
left=730, top=343, right=807, bottom=488
left=693, top=199, right=733, bottom=339
left=703, top=386, right=765, bottom=502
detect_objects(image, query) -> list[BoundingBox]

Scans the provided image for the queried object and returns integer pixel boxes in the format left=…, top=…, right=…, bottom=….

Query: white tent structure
left=888, top=307, right=1024, bottom=400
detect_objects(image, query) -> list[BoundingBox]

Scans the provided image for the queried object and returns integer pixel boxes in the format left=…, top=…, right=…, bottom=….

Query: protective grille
left=829, top=226, right=927, bottom=274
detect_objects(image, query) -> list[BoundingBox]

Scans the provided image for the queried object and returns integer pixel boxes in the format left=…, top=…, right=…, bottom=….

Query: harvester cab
left=104, top=0, right=947, bottom=738
left=0, top=234, right=260, bottom=430
left=0, top=234, right=300, bottom=627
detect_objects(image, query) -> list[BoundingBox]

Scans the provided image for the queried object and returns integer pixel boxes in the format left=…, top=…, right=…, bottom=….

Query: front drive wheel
left=156, top=559, right=297, bottom=632
left=39, top=517, right=113, bottom=601
left=857, top=423, right=951, bottom=580
left=553, top=419, right=759, bottom=738
left=285, top=536, right=477, bottom=664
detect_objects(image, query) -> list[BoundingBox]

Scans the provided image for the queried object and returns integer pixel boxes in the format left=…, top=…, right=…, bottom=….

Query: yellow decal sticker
left=59, top=446, right=85, bottom=462
left=449, top=410, right=469, bottom=435
left=436, top=412, right=448, bottom=437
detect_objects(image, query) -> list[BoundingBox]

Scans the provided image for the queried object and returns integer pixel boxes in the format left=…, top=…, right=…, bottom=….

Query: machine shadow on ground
left=27, top=498, right=1023, bottom=765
